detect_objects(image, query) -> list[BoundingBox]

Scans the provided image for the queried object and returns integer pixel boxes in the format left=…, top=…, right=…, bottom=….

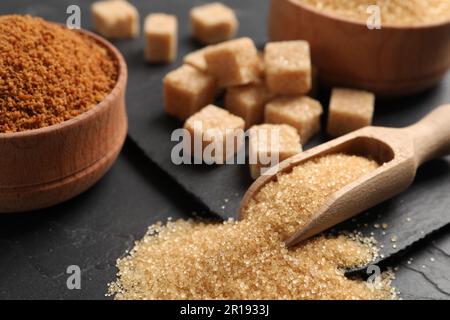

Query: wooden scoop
left=239, top=104, right=450, bottom=247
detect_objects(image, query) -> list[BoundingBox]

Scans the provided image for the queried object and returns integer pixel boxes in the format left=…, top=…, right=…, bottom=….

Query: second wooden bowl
left=0, top=28, right=128, bottom=213
left=269, top=0, right=450, bottom=97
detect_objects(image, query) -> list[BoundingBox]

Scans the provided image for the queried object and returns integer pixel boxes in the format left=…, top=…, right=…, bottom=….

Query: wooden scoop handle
left=404, top=104, right=450, bottom=167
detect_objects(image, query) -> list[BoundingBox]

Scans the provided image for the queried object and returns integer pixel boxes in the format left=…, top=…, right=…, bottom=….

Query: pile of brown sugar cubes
left=91, top=1, right=237, bottom=63
left=90, top=1, right=376, bottom=179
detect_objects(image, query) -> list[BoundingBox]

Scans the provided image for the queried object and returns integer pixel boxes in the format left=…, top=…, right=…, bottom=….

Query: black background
left=0, top=0, right=450, bottom=300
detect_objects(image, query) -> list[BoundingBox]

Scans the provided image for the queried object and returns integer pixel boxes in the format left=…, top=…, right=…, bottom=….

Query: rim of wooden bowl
left=289, top=0, right=450, bottom=30
left=0, top=23, right=127, bottom=139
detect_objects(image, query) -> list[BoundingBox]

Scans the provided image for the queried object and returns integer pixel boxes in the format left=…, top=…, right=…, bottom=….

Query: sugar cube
left=164, top=65, right=217, bottom=120
left=265, top=41, right=311, bottom=95
left=327, top=88, right=375, bottom=137
left=190, top=2, right=238, bottom=44
left=91, top=0, right=139, bottom=39
left=184, top=105, right=245, bottom=163
left=183, top=47, right=213, bottom=72
left=204, top=37, right=260, bottom=87
left=225, top=84, right=272, bottom=129
left=249, top=124, right=302, bottom=179
left=265, top=96, right=323, bottom=144
left=144, top=13, right=177, bottom=63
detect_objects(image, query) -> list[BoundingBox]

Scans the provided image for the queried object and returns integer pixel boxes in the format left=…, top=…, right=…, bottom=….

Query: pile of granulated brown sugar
left=0, top=15, right=118, bottom=133
left=109, top=154, right=396, bottom=300
left=297, top=0, right=450, bottom=25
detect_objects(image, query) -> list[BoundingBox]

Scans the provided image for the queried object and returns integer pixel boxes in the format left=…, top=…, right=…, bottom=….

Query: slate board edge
left=349, top=222, right=450, bottom=275
left=126, top=136, right=222, bottom=219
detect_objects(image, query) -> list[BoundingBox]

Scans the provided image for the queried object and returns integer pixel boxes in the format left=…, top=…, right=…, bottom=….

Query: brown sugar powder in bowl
left=109, top=154, right=396, bottom=300
left=0, top=15, right=118, bottom=133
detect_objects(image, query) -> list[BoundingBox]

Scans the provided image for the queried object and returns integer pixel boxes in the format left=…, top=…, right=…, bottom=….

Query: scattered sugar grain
left=110, top=219, right=394, bottom=300
left=110, top=154, right=395, bottom=300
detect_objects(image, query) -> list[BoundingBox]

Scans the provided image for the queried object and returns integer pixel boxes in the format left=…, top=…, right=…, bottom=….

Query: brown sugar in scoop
left=240, top=105, right=450, bottom=247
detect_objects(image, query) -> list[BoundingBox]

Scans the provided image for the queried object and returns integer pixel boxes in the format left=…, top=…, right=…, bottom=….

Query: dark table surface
left=2, top=139, right=450, bottom=300
left=1, top=0, right=450, bottom=300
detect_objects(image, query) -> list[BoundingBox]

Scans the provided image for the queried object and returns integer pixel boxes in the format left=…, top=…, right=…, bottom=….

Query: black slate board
left=344, top=156, right=450, bottom=272
left=0, top=140, right=209, bottom=299
left=122, top=0, right=268, bottom=218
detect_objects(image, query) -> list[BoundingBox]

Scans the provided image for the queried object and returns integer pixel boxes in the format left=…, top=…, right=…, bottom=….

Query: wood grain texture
left=405, top=106, right=450, bottom=165
left=0, top=28, right=128, bottom=213
left=268, top=0, right=450, bottom=97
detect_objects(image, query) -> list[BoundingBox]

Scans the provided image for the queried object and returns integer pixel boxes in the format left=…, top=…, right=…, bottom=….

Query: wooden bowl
left=0, top=28, right=128, bottom=213
left=268, top=0, right=450, bottom=97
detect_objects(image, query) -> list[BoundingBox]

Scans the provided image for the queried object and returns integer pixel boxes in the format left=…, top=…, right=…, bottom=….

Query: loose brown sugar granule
left=0, top=15, right=118, bottom=133
left=109, top=220, right=395, bottom=300
left=296, top=0, right=450, bottom=26
left=110, top=154, right=395, bottom=300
